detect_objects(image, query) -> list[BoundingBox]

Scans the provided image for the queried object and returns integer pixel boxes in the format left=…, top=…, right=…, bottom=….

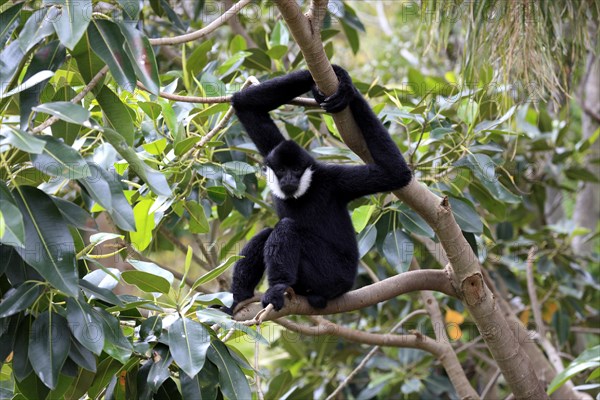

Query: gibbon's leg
left=262, top=218, right=300, bottom=310
left=230, top=228, right=273, bottom=310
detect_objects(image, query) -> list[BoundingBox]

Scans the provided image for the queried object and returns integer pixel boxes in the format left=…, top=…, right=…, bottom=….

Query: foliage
left=0, top=0, right=598, bottom=399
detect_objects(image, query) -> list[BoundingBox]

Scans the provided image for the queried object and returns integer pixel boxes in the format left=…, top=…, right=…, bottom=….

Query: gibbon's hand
left=312, top=65, right=357, bottom=114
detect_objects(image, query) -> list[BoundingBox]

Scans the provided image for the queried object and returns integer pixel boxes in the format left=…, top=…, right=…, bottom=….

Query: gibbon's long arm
left=316, top=66, right=413, bottom=200
left=231, top=70, right=315, bottom=157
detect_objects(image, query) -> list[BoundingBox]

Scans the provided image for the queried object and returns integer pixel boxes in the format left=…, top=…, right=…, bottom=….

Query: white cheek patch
left=265, top=167, right=286, bottom=199
left=293, top=168, right=313, bottom=199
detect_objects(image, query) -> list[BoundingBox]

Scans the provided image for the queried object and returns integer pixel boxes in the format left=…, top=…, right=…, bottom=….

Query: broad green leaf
left=0, top=41, right=25, bottom=95
left=168, top=317, right=211, bottom=378
left=130, top=199, right=155, bottom=251
left=122, top=270, right=171, bottom=294
left=15, top=361, right=50, bottom=400
left=180, top=245, right=193, bottom=288
left=79, top=162, right=136, bottom=231
left=357, top=225, right=377, bottom=259
left=196, top=308, right=267, bottom=345
left=448, top=197, right=483, bottom=234
left=32, top=101, right=91, bottom=125
left=397, top=206, right=435, bottom=238
left=69, top=335, right=97, bottom=372
left=207, top=341, right=251, bottom=400
left=31, top=136, right=91, bottom=179
left=242, top=48, right=272, bottom=72
left=28, top=311, right=71, bottom=389
left=270, top=20, right=289, bottom=46
left=87, top=358, right=124, bottom=399
left=66, top=298, right=105, bottom=355
left=94, top=308, right=132, bottom=363
left=45, top=0, right=92, bottom=49
left=88, top=19, right=136, bottom=91
left=13, top=186, right=79, bottom=296
left=180, top=372, right=203, bottom=400
left=146, top=345, right=172, bottom=392
left=119, top=23, right=160, bottom=95
left=13, top=316, right=33, bottom=381
left=140, top=315, right=162, bottom=341
left=266, top=371, right=293, bottom=400
left=229, top=34, right=246, bottom=53
left=96, top=86, right=135, bottom=146
left=191, top=255, right=242, bottom=291
left=185, top=200, right=209, bottom=234
left=207, top=186, right=227, bottom=204
left=0, top=282, right=42, bottom=318
left=0, top=126, right=46, bottom=154
left=128, top=259, right=174, bottom=284
left=16, top=7, right=55, bottom=52
left=79, top=279, right=123, bottom=306
left=340, top=19, right=359, bottom=54
left=71, top=31, right=106, bottom=85
left=382, top=229, right=413, bottom=273
left=142, top=138, right=167, bottom=155
left=20, top=41, right=67, bottom=128
left=222, top=161, right=256, bottom=176
left=101, top=127, right=172, bottom=196
left=0, top=181, right=25, bottom=247
left=0, top=4, right=22, bottom=47
left=352, top=205, right=375, bottom=233
left=548, top=345, right=600, bottom=394
left=52, top=197, right=98, bottom=231
left=0, top=70, right=55, bottom=99
left=50, top=86, right=82, bottom=145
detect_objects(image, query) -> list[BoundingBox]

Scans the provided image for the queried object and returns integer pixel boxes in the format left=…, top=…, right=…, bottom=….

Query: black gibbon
left=228, top=66, right=412, bottom=312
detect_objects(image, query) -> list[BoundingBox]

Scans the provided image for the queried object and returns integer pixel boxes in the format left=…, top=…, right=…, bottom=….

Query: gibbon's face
left=265, top=140, right=314, bottom=200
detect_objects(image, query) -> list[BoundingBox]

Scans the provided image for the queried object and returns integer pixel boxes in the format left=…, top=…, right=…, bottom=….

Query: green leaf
left=180, top=245, right=193, bottom=289
left=15, top=364, right=50, bottom=400
left=0, top=4, right=22, bottom=47
left=52, top=197, right=98, bottom=232
left=94, top=308, right=132, bottom=363
left=45, top=0, right=92, bottom=50
left=16, top=8, right=55, bottom=52
left=29, top=311, right=71, bottom=389
left=32, top=101, right=91, bottom=125
left=128, top=259, right=174, bottom=284
left=119, top=23, right=160, bottom=95
left=79, top=162, right=136, bottom=231
left=122, top=270, right=171, bottom=294
left=146, top=345, right=172, bottom=392
left=351, top=205, right=375, bottom=233
left=0, top=41, right=25, bottom=95
left=270, top=20, right=289, bottom=46
left=31, top=136, right=91, bottom=179
left=13, top=316, right=33, bottom=381
left=130, top=199, right=156, bottom=251
left=71, top=31, right=106, bottom=85
left=0, top=282, right=42, bottom=318
left=143, top=138, right=168, bottom=155
left=266, top=371, right=293, bottom=400
left=357, top=225, right=377, bottom=259
left=140, top=315, right=162, bottom=341
left=448, top=197, right=483, bottom=234
left=185, top=200, right=209, bottom=234
left=87, top=358, right=123, bottom=399
left=79, top=279, right=123, bottom=306
left=88, top=19, right=136, bottom=91
left=101, top=127, right=172, bottom=196
left=49, top=86, right=82, bottom=145
left=207, top=186, right=227, bottom=205
left=20, top=40, right=67, bottom=128
left=340, top=19, right=360, bottom=54
left=0, top=181, right=25, bottom=247
left=13, top=186, right=79, bottom=296
left=548, top=345, right=600, bottom=394
left=242, top=48, right=272, bottom=72
left=66, top=297, right=105, bottom=355
left=168, top=317, right=211, bottom=378
left=207, top=341, right=251, bottom=400
left=222, top=161, right=256, bottom=176
left=69, top=335, right=97, bottom=372
left=382, top=229, right=413, bottom=273
left=0, top=126, right=46, bottom=154
left=191, top=255, right=242, bottom=291
left=397, top=206, right=435, bottom=238
left=96, top=86, right=135, bottom=146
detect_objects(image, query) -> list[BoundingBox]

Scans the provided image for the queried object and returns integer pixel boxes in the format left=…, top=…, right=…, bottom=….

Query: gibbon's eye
left=277, top=168, right=285, bottom=174
left=293, top=167, right=302, bottom=173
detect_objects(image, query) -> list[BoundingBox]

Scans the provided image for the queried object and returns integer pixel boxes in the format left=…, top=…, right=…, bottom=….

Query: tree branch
left=148, top=0, right=253, bottom=46
left=234, top=269, right=457, bottom=321
left=274, top=0, right=548, bottom=397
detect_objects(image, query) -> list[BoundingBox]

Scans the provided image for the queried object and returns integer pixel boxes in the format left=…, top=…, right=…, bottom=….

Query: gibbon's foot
left=307, top=294, right=328, bottom=309
left=261, top=283, right=288, bottom=311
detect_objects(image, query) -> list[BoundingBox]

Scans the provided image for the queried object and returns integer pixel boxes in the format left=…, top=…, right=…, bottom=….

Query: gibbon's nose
left=280, top=183, right=297, bottom=195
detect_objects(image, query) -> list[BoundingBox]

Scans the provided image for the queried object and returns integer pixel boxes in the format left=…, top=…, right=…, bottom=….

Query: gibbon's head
left=264, top=140, right=315, bottom=200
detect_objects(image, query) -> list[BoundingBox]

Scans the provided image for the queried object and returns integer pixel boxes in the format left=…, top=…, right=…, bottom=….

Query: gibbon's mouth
left=266, top=167, right=314, bottom=200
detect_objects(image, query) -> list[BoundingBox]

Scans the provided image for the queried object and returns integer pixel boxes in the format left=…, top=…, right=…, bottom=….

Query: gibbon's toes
left=261, top=291, right=285, bottom=311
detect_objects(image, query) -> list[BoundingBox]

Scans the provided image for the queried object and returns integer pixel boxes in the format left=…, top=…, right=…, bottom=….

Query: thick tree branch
left=234, top=269, right=456, bottom=321
left=274, top=0, right=547, bottom=398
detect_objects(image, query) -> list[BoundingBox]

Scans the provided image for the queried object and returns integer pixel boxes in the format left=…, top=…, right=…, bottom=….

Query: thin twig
left=136, top=81, right=318, bottom=107
left=159, top=226, right=211, bottom=269
left=325, top=309, right=428, bottom=400
left=31, top=66, right=110, bottom=134
left=148, top=0, right=253, bottom=46
left=526, top=246, right=545, bottom=338
left=255, top=325, right=265, bottom=400
left=480, top=368, right=502, bottom=399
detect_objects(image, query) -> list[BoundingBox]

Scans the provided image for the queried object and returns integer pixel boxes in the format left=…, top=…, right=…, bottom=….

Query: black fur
left=229, top=66, right=412, bottom=311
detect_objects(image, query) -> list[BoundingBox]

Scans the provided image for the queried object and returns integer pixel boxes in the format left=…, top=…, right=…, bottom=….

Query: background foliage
left=0, top=0, right=598, bottom=399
